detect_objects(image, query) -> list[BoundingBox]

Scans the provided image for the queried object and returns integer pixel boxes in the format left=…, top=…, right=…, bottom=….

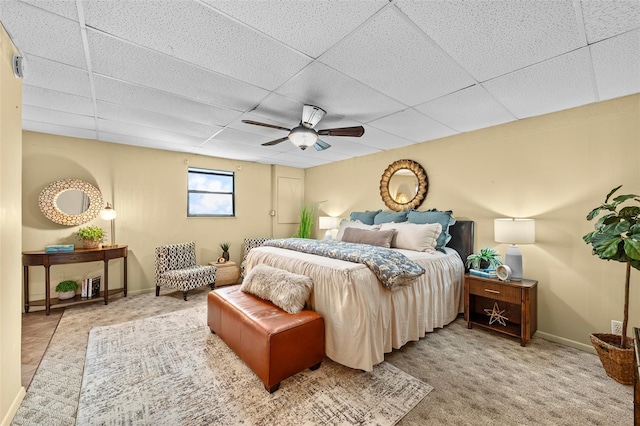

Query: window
left=187, top=167, right=235, bottom=217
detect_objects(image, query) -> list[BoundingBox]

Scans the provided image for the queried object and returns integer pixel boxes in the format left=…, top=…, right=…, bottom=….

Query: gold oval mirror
left=379, top=159, right=428, bottom=211
left=39, top=179, right=104, bottom=225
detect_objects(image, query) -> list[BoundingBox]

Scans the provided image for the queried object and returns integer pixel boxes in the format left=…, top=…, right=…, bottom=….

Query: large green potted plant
left=76, top=225, right=104, bottom=249
left=293, top=205, right=315, bottom=239
left=583, top=185, right=640, bottom=384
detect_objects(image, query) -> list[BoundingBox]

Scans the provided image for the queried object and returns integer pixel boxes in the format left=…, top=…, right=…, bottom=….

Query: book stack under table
left=81, top=276, right=101, bottom=298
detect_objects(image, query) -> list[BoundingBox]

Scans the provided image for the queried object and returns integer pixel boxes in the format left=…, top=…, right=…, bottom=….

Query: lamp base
left=504, top=245, right=523, bottom=281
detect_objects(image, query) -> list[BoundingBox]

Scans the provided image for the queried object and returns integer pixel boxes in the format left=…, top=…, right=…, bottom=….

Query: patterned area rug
left=76, top=306, right=432, bottom=425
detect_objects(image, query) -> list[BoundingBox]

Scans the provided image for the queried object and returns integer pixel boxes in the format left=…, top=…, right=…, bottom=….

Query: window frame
left=187, top=167, right=235, bottom=217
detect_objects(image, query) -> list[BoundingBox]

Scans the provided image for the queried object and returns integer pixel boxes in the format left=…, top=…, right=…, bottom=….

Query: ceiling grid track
left=75, top=0, right=101, bottom=138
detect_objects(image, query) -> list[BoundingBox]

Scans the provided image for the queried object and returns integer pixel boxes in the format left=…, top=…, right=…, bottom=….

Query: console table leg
left=104, top=260, right=109, bottom=305
left=44, top=265, right=51, bottom=315
left=23, top=265, right=30, bottom=313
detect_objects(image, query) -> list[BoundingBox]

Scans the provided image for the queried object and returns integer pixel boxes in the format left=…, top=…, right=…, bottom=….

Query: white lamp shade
left=99, top=203, right=117, bottom=220
left=494, top=218, right=535, bottom=244
left=318, top=216, right=340, bottom=230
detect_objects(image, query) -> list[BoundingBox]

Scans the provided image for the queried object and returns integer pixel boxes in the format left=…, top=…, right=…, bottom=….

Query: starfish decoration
left=484, top=301, right=508, bottom=326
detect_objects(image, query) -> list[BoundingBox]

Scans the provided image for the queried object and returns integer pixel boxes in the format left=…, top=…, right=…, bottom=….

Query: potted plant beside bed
left=583, top=185, right=640, bottom=384
left=466, top=247, right=503, bottom=270
left=55, top=280, right=78, bottom=300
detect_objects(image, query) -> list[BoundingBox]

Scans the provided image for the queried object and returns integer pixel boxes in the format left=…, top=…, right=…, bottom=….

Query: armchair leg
left=156, top=286, right=160, bottom=297
left=183, top=290, right=188, bottom=301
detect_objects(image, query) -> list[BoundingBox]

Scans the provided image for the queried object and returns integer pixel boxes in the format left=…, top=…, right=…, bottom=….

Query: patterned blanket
left=263, top=238, right=425, bottom=290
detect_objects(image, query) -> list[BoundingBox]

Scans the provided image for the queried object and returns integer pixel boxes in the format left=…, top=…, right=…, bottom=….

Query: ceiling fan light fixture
left=301, top=105, right=326, bottom=128
left=288, top=125, right=318, bottom=150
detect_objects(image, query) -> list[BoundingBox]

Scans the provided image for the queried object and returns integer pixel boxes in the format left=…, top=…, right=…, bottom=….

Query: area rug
left=77, top=306, right=432, bottom=425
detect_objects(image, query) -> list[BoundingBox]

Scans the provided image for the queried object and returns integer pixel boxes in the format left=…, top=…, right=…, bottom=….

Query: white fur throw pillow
left=241, top=264, right=313, bottom=314
left=379, top=222, right=442, bottom=253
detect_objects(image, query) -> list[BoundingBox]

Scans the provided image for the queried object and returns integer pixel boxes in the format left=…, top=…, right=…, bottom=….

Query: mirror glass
left=379, top=160, right=428, bottom=211
left=56, top=189, right=90, bottom=215
left=39, top=179, right=104, bottom=226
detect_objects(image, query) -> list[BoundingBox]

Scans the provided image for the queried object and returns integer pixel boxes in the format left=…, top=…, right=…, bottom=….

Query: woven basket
left=590, top=333, right=635, bottom=385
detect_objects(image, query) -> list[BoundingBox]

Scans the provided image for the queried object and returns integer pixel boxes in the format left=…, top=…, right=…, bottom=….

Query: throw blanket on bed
left=263, top=238, right=425, bottom=290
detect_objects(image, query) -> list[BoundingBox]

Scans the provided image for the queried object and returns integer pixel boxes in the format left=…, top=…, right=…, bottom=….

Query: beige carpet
left=12, top=287, right=635, bottom=425
left=76, top=305, right=432, bottom=425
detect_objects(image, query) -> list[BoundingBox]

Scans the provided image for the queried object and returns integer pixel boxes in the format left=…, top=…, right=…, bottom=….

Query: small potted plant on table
left=219, top=241, right=231, bottom=261
left=55, top=280, right=78, bottom=300
left=466, top=247, right=503, bottom=270
left=76, top=226, right=104, bottom=249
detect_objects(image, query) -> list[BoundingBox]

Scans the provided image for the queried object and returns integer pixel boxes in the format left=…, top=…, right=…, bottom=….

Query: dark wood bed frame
left=447, top=220, right=475, bottom=271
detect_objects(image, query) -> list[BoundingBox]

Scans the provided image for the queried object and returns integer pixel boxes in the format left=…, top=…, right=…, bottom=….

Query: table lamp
left=318, top=216, right=340, bottom=240
left=494, top=218, right=535, bottom=281
left=99, top=202, right=117, bottom=246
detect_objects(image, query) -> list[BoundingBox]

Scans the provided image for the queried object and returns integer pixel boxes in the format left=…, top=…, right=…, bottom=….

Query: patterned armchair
left=155, top=241, right=217, bottom=301
left=240, top=237, right=273, bottom=279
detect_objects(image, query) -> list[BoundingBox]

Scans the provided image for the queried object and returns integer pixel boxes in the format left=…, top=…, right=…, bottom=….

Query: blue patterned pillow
left=349, top=210, right=381, bottom=225
left=407, top=209, right=456, bottom=251
left=373, top=210, right=408, bottom=225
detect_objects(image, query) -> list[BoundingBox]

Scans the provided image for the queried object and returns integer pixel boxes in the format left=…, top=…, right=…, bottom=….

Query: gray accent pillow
left=349, top=210, right=382, bottom=225
left=335, top=219, right=381, bottom=241
left=373, top=210, right=408, bottom=224
left=341, top=227, right=396, bottom=248
left=241, top=264, right=313, bottom=314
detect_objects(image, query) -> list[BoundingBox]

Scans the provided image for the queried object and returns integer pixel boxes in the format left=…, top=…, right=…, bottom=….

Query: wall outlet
left=611, top=320, right=623, bottom=335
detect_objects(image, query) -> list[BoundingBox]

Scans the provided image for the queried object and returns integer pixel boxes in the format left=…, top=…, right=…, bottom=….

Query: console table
left=22, top=245, right=128, bottom=315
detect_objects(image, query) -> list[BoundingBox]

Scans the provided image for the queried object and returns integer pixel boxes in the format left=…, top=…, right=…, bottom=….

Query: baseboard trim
left=535, top=331, right=596, bottom=354
left=1, top=386, right=25, bottom=426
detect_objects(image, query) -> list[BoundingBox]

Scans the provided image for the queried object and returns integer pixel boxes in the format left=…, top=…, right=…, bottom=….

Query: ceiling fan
left=242, top=105, right=365, bottom=151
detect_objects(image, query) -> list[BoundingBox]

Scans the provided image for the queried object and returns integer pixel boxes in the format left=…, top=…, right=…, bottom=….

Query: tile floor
left=21, top=309, right=64, bottom=388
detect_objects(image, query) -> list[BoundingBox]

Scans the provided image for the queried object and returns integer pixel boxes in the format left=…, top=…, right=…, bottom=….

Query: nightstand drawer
left=468, top=280, right=520, bottom=304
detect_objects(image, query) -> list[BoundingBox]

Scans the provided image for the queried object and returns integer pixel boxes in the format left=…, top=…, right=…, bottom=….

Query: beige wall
left=0, top=25, right=24, bottom=426
left=22, top=132, right=304, bottom=301
left=306, top=94, right=640, bottom=352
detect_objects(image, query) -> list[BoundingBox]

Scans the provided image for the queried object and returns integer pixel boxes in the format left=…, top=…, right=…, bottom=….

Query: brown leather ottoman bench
left=207, top=285, right=324, bottom=393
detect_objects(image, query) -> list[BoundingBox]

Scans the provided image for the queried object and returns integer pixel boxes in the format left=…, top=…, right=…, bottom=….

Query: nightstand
left=464, top=274, right=537, bottom=346
left=208, top=261, right=240, bottom=287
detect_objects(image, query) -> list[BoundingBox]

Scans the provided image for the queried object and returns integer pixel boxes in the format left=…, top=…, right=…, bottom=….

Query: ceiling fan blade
left=261, top=136, right=289, bottom=146
left=317, top=126, right=365, bottom=137
left=242, top=119, right=291, bottom=132
left=312, top=139, right=331, bottom=151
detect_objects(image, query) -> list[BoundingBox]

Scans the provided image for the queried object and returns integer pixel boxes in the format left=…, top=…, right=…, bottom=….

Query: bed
left=244, top=220, right=475, bottom=371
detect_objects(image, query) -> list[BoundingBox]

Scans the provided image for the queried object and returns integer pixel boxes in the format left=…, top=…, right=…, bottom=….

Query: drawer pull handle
left=484, top=289, right=500, bottom=294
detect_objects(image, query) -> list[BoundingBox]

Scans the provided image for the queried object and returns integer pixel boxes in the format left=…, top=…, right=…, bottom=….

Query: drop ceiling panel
left=87, top=30, right=268, bottom=111
left=322, top=140, right=381, bottom=157
left=99, top=131, right=197, bottom=154
left=97, top=119, right=205, bottom=147
left=203, top=0, right=388, bottom=58
left=396, top=0, right=585, bottom=81
left=320, top=7, right=475, bottom=106
left=21, top=56, right=92, bottom=98
left=483, top=48, right=597, bottom=119
left=1, top=1, right=86, bottom=68
left=23, top=85, right=94, bottom=116
left=19, top=0, right=79, bottom=21
left=199, top=139, right=285, bottom=162
left=207, top=127, right=292, bottom=153
left=23, top=120, right=97, bottom=141
left=415, top=85, right=516, bottom=132
left=348, top=126, right=415, bottom=151
left=82, top=0, right=311, bottom=90
left=367, top=108, right=457, bottom=143
left=263, top=152, right=338, bottom=168
left=96, top=101, right=222, bottom=140
left=276, top=62, right=405, bottom=123
left=23, top=105, right=95, bottom=130
left=93, top=75, right=239, bottom=127
left=581, top=0, right=640, bottom=43
left=591, top=30, right=640, bottom=101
